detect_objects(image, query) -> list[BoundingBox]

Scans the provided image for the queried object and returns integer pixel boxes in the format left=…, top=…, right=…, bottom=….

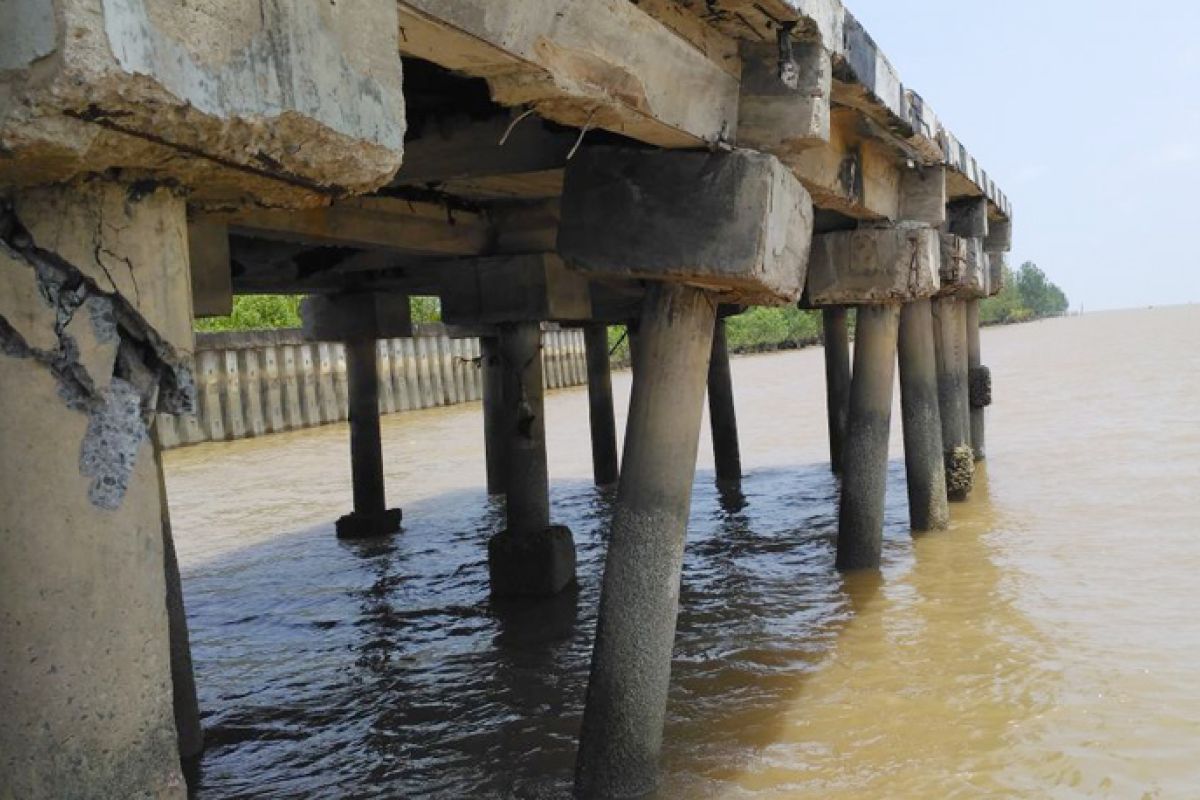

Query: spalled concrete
left=1, top=178, right=196, bottom=798
left=559, top=148, right=813, bottom=305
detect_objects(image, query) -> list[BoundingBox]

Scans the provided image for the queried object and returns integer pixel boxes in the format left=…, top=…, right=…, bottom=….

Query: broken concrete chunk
left=0, top=0, right=405, bottom=204
left=558, top=147, right=813, bottom=305
left=807, top=224, right=941, bottom=305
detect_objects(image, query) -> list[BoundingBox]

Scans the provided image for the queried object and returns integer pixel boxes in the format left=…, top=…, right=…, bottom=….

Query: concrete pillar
left=480, top=336, right=507, bottom=496
left=575, top=284, right=717, bottom=799
left=897, top=300, right=950, bottom=532
left=336, top=337, right=402, bottom=538
left=932, top=297, right=975, bottom=500
left=487, top=322, right=576, bottom=597
left=707, top=317, right=742, bottom=483
left=966, top=299, right=988, bottom=461
left=583, top=324, right=620, bottom=487
left=835, top=303, right=901, bottom=571
left=822, top=306, right=852, bottom=474
left=1, top=179, right=194, bottom=796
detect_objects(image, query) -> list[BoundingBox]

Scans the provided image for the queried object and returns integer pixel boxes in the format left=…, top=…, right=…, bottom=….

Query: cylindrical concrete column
left=835, top=303, right=900, bottom=571
left=584, top=324, right=620, bottom=487
left=575, top=284, right=717, bottom=800
left=932, top=297, right=975, bottom=500
left=898, top=300, right=950, bottom=532
left=965, top=299, right=988, bottom=462
left=822, top=306, right=852, bottom=474
left=487, top=323, right=576, bottom=598
left=707, top=317, right=742, bottom=483
left=336, top=337, right=401, bottom=538
left=499, top=322, right=550, bottom=533
left=480, top=336, right=507, bottom=496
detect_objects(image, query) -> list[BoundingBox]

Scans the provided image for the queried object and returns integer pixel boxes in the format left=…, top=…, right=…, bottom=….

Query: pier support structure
left=480, top=335, right=508, bottom=495
left=440, top=255, right=593, bottom=596
left=898, top=299, right=951, bottom=531
left=822, top=305, right=853, bottom=474
left=301, top=294, right=410, bottom=538
left=583, top=323, right=620, bottom=486
left=0, top=0, right=405, bottom=790
left=708, top=314, right=743, bottom=484
left=560, top=146, right=813, bottom=797
left=808, top=169, right=946, bottom=567
left=934, top=201, right=992, bottom=499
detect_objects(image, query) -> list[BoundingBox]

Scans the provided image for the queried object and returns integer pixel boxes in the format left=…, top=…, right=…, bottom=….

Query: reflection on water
left=166, top=306, right=1200, bottom=798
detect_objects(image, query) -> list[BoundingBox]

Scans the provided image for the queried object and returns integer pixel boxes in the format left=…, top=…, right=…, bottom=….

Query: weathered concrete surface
left=737, top=39, right=831, bottom=156
left=807, top=224, right=940, bottom=305
left=946, top=197, right=989, bottom=239
left=576, top=283, right=717, bottom=799
left=938, top=234, right=988, bottom=299
left=441, top=254, right=591, bottom=325
left=835, top=303, right=899, bottom=570
left=899, top=165, right=947, bottom=227
left=966, top=299, right=988, bottom=461
left=559, top=148, right=813, bottom=305
left=0, top=178, right=196, bottom=797
left=396, top=0, right=739, bottom=148
left=489, top=322, right=576, bottom=597
left=931, top=296, right=973, bottom=500
left=1, top=0, right=406, bottom=205
left=898, top=299, right=950, bottom=532
left=187, top=222, right=232, bottom=318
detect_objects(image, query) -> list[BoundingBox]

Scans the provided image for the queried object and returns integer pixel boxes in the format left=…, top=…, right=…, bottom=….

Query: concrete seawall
left=156, top=324, right=591, bottom=450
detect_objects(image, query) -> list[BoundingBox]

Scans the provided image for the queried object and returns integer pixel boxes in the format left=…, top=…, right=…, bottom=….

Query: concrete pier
left=575, top=284, right=718, bottom=799
left=708, top=317, right=743, bottom=484
left=932, top=297, right=975, bottom=500
left=835, top=304, right=902, bottom=571
left=480, top=336, right=508, bottom=496
left=898, top=300, right=951, bottom=532
left=338, top=336, right=402, bottom=538
left=487, top=322, right=576, bottom=597
left=966, top=300, right=989, bottom=461
left=822, top=306, right=853, bottom=474
left=584, top=324, right=620, bottom=487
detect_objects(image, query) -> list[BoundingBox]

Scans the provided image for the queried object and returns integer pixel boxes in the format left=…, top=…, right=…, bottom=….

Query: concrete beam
left=806, top=224, right=941, bottom=305
left=0, top=0, right=405, bottom=206
left=986, top=252, right=1008, bottom=298
left=947, top=197, right=990, bottom=239
left=200, top=198, right=492, bottom=255
left=899, top=165, right=948, bottom=227
left=395, top=0, right=739, bottom=148
left=440, top=254, right=591, bottom=324
left=559, top=148, right=813, bottom=305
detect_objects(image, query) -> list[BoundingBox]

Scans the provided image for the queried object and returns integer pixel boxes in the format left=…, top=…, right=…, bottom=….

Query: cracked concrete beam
left=0, top=0, right=406, bottom=206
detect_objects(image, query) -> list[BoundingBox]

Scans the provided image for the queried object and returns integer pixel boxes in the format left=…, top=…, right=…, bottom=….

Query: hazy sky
left=850, top=1, right=1200, bottom=311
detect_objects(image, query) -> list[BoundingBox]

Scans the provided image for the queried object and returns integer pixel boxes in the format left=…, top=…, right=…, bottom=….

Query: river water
left=166, top=305, right=1200, bottom=799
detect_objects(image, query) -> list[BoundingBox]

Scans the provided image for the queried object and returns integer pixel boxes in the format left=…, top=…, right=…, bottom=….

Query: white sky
left=850, top=1, right=1200, bottom=311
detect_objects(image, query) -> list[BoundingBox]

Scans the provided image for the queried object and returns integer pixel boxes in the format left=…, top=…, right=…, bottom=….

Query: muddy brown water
left=166, top=306, right=1200, bottom=799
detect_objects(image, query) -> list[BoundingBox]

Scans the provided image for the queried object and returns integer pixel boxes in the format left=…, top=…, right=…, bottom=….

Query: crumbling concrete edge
left=0, top=195, right=195, bottom=510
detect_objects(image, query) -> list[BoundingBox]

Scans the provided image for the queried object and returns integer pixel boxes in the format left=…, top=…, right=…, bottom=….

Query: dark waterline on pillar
left=337, top=337, right=401, bottom=538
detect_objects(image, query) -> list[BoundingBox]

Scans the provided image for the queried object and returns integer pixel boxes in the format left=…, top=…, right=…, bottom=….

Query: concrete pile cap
left=440, top=254, right=592, bottom=325
left=558, top=147, right=813, bottom=306
left=937, top=234, right=988, bottom=299
left=0, top=0, right=406, bottom=206
left=806, top=223, right=941, bottom=306
left=301, top=293, right=413, bottom=341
